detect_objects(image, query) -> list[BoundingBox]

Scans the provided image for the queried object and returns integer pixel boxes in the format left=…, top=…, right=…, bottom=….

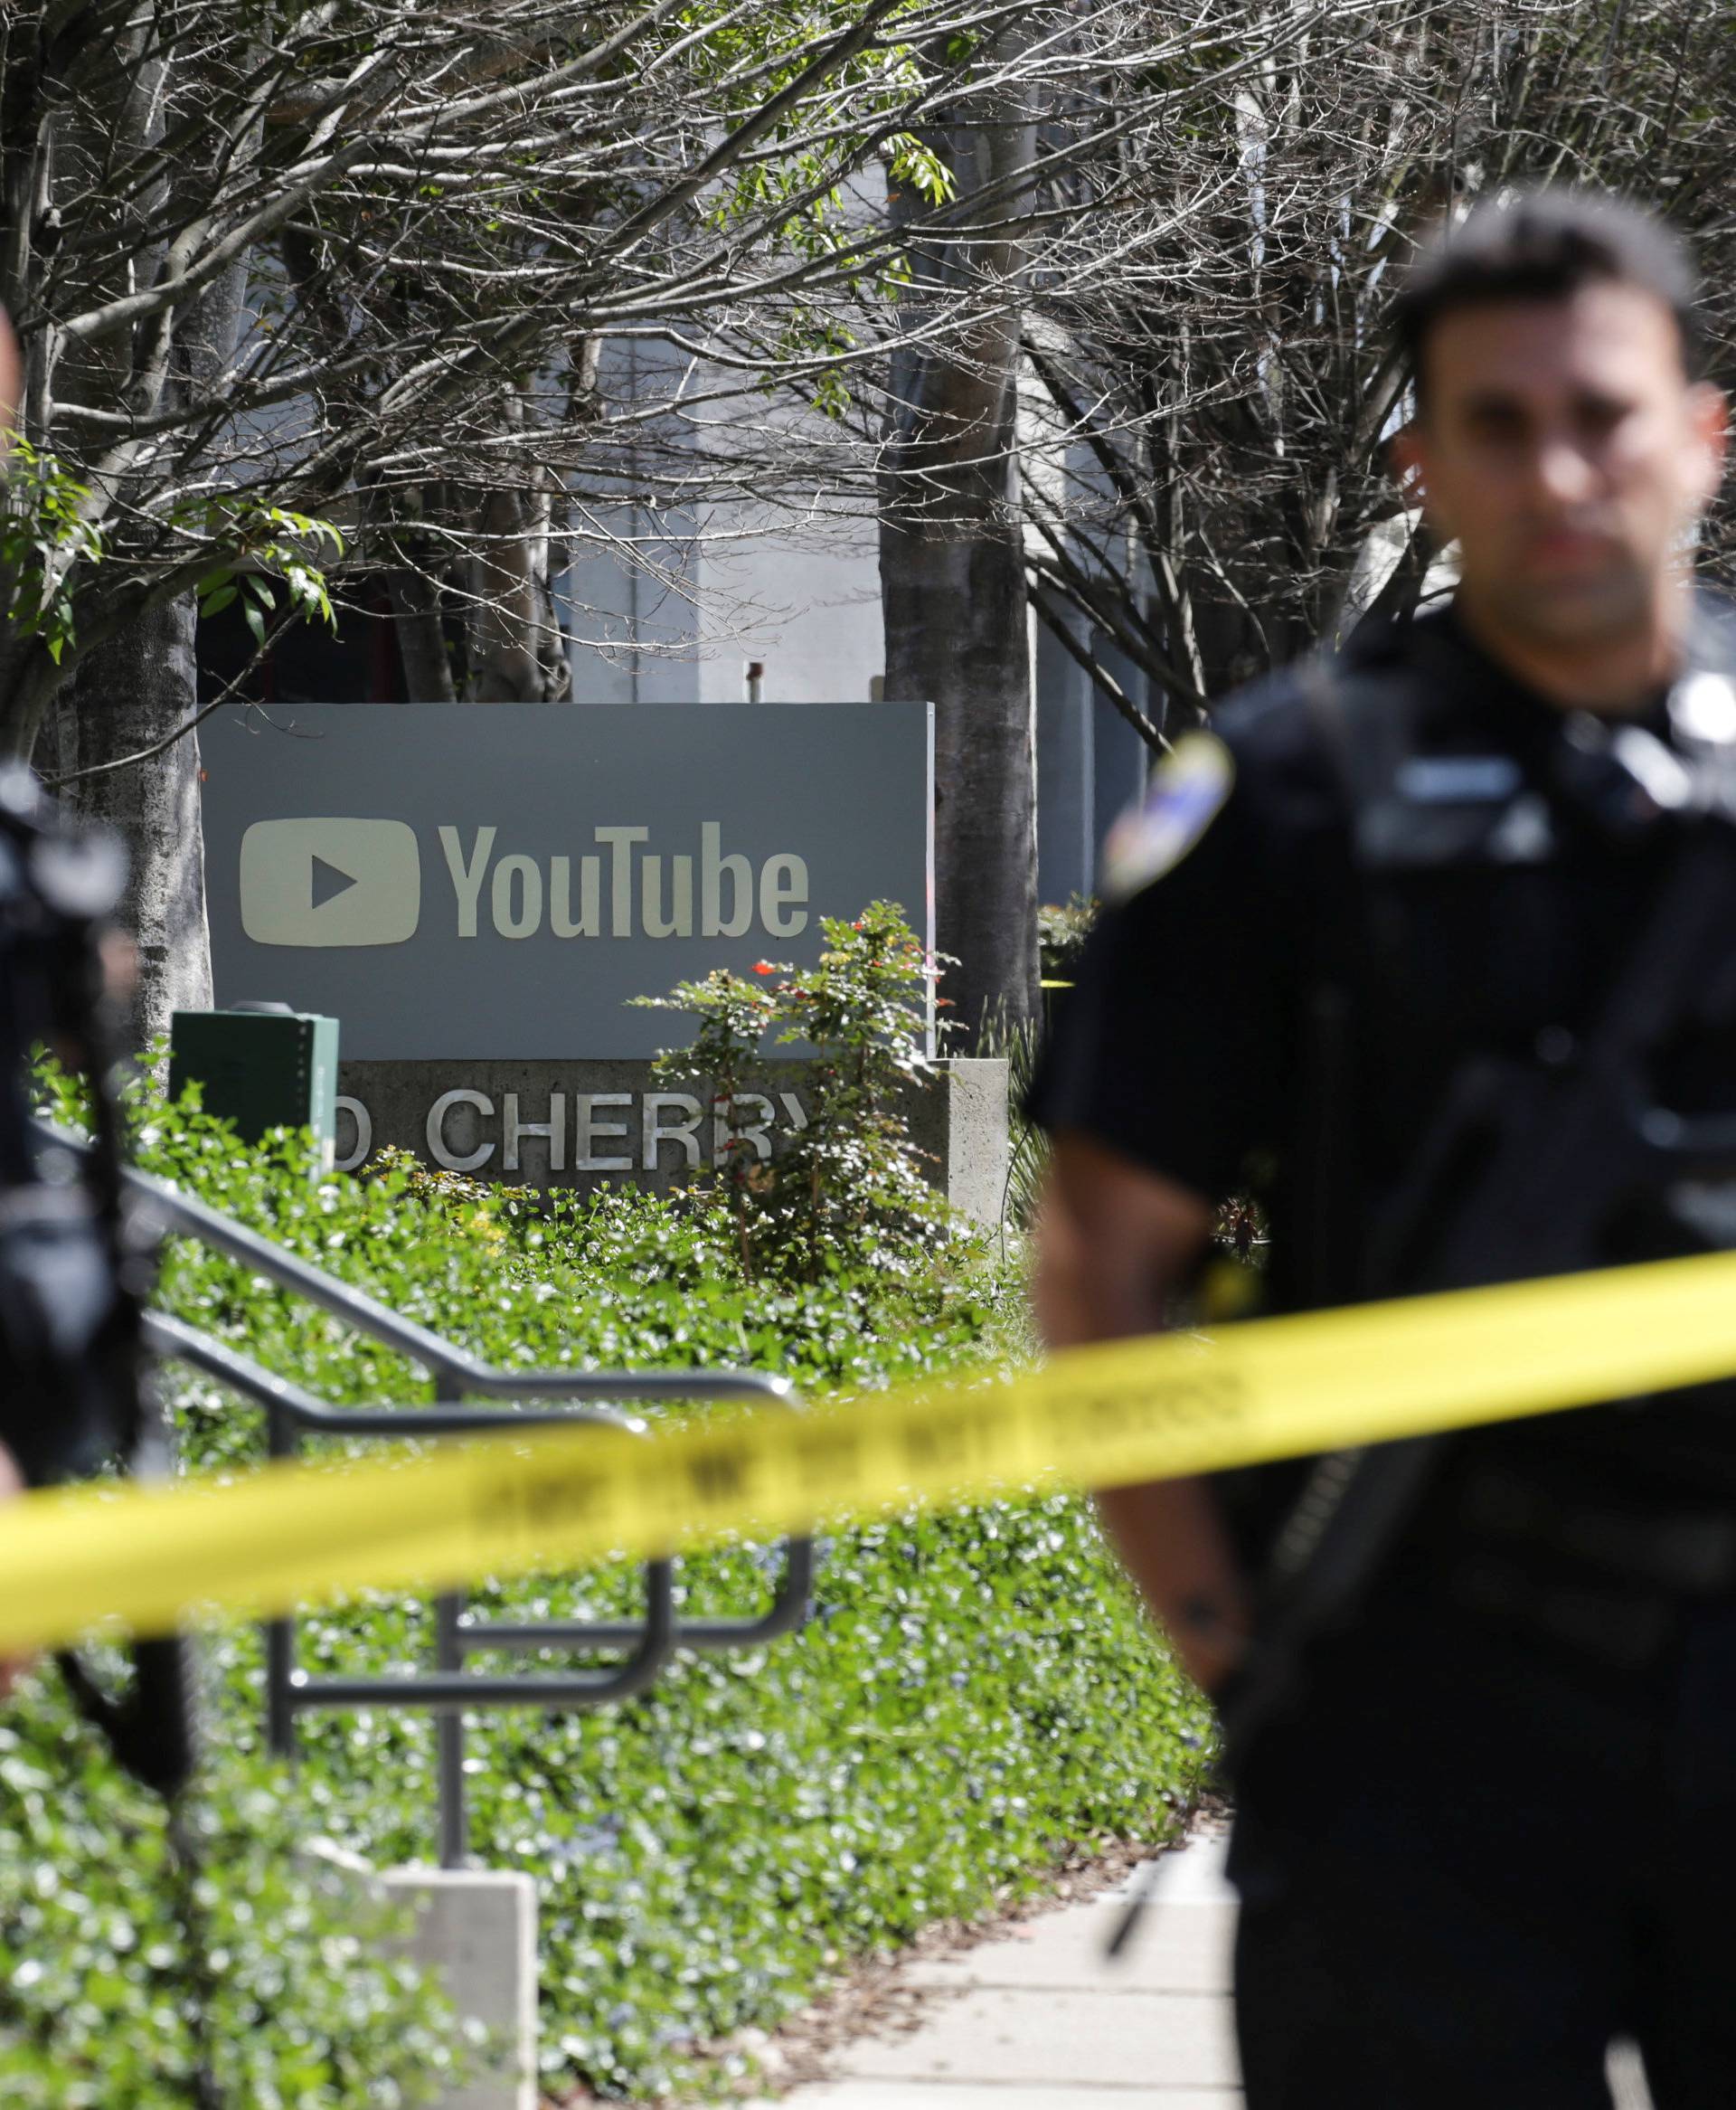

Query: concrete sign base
left=336, top=1058, right=1010, bottom=1225
left=382, top=1868, right=538, bottom=2110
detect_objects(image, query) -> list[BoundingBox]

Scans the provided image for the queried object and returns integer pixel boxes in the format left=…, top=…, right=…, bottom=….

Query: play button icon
left=240, top=818, right=421, bottom=947
left=310, top=854, right=360, bottom=912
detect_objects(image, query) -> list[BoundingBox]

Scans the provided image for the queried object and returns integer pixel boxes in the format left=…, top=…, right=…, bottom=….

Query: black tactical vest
left=1276, top=604, right=1736, bottom=1663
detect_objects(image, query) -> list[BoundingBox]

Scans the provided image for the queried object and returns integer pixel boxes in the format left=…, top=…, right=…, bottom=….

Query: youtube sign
left=240, top=818, right=421, bottom=947
left=203, top=704, right=931, bottom=1057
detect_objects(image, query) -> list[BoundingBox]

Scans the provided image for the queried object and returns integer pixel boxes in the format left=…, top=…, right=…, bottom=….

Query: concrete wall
left=564, top=345, right=1147, bottom=901
left=562, top=498, right=881, bottom=707
left=337, top=1057, right=1010, bottom=1225
left=689, top=506, right=884, bottom=707
left=1034, top=607, right=1150, bottom=907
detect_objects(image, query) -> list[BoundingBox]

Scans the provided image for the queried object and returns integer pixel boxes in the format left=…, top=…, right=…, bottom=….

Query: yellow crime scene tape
left=7, top=1244, right=1736, bottom=1660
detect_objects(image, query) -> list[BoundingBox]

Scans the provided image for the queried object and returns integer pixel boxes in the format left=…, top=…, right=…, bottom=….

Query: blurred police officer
left=1033, top=189, right=1736, bottom=2106
left=0, top=303, right=189, bottom=1778
left=0, top=303, right=24, bottom=1692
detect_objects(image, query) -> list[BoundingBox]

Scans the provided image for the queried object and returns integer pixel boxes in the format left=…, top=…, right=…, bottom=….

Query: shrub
left=632, top=900, right=948, bottom=1284
left=1038, top=895, right=1098, bottom=986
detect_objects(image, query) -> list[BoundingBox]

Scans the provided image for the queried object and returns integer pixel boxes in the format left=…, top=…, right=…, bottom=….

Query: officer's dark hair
left=1394, top=186, right=1703, bottom=408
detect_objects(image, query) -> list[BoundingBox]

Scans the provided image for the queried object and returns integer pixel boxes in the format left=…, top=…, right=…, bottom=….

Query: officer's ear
left=1388, top=416, right=1424, bottom=496
left=1387, top=416, right=1446, bottom=534
left=1685, top=380, right=1728, bottom=512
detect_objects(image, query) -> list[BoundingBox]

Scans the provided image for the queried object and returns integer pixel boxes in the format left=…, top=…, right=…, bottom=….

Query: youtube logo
left=240, top=818, right=421, bottom=947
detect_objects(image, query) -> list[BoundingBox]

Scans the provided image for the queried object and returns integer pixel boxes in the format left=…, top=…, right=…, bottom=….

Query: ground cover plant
left=8, top=911, right=1214, bottom=2101
left=13, top=1112, right=1214, bottom=2101
left=0, top=1675, right=472, bottom=2108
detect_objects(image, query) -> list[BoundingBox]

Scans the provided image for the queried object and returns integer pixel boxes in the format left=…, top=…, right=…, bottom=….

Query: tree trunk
left=881, top=450, right=1037, bottom=1042
left=464, top=402, right=571, bottom=702
left=61, top=596, right=212, bottom=1048
left=388, top=558, right=458, bottom=703
left=42, top=45, right=245, bottom=1047
left=878, top=62, right=1039, bottom=1044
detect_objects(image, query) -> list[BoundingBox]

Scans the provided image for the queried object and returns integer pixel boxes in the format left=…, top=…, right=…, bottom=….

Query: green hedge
left=5, top=1101, right=1213, bottom=2101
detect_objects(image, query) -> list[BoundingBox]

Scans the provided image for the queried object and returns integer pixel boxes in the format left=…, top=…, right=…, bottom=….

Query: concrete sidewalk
left=751, top=1826, right=1241, bottom=2105
left=741, top=1822, right=1660, bottom=2109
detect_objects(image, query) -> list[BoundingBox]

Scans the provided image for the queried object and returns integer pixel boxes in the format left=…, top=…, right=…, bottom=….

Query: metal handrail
left=151, top=1309, right=816, bottom=1650
left=48, top=1121, right=816, bottom=1862
left=144, top=1309, right=641, bottom=1436
left=61, top=1118, right=793, bottom=1404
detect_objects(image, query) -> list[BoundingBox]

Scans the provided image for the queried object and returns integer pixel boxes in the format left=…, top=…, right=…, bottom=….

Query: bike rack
left=40, top=1123, right=814, bottom=1866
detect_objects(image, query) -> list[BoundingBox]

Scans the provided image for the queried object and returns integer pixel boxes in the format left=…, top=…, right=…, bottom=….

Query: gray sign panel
left=201, top=703, right=933, bottom=1058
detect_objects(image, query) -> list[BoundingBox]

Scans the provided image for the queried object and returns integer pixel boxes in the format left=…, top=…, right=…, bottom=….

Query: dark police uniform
left=1033, top=602, right=1736, bottom=2109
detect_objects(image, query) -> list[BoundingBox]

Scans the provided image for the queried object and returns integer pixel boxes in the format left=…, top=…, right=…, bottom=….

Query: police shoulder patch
left=1100, top=732, right=1235, bottom=902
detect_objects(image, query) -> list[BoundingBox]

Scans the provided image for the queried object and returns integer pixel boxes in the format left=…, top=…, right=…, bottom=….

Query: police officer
left=0, top=301, right=25, bottom=1697
left=1032, top=189, right=1736, bottom=2105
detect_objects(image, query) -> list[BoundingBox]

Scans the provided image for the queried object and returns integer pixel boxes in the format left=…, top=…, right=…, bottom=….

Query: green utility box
left=168, top=1005, right=341, bottom=1169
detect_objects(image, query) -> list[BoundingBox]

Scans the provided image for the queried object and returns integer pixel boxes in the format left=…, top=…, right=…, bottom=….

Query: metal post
left=264, top=1402, right=297, bottom=1760
left=435, top=1589, right=467, bottom=1868
left=432, top=1367, right=467, bottom=1868
left=266, top=1619, right=297, bottom=1759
